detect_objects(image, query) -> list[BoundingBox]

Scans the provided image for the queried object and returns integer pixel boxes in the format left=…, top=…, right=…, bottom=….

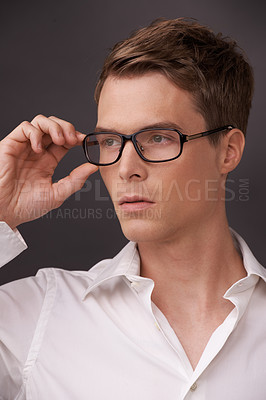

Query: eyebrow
left=94, top=121, right=185, bottom=134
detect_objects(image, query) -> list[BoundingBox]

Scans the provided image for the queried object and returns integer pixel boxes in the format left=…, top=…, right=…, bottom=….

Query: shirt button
left=190, top=382, right=197, bottom=392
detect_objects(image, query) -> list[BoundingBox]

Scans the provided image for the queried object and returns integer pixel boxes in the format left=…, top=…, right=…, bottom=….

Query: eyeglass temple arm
left=185, top=125, right=234, bottom=142
left=87, top=140, right=99, bottom=146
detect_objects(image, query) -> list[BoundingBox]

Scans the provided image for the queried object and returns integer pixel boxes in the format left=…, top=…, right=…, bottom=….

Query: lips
left=118, top=195, right=154, bottom=205
left=118, top=195, right=155, bottom=212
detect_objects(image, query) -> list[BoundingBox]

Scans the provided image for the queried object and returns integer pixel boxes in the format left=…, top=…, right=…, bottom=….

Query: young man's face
left=98, top=72, right=224, bottom=244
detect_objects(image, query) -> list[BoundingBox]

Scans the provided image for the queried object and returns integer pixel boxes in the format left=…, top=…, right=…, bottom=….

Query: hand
left=0, top=115, right=98, bottom=229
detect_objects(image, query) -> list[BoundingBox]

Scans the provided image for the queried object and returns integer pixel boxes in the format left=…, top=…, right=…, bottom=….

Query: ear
left=219, top=129, right=245, bottom=175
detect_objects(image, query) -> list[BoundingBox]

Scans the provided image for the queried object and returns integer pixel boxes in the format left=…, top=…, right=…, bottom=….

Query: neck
left=138, top=218, right=246, bottom=309
left=137, top=214, right=247, bottom=371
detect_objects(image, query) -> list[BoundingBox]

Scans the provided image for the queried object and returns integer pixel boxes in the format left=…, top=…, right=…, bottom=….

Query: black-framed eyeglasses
left=83, top=125, right=234, bottom=166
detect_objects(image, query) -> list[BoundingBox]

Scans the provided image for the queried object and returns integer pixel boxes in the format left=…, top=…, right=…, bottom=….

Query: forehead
left=97, top=72, right=205, bottom=133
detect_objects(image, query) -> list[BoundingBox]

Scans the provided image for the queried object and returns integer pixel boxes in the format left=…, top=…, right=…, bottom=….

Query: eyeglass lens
left=85, top=130, right=182, bottom=164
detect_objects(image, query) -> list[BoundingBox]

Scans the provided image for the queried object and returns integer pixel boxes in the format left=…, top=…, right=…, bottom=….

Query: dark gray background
left=0, top=0, right=265, bottom=285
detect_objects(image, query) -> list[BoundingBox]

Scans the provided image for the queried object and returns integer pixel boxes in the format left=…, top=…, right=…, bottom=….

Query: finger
left=42, top=131, right=84, bottom=152
left=48, top=116, right=78, bottom=145
left=75, top=131, right=87, bottom=144
left=46, top=131, right=86, bottom=163
left=31, top=114, right=66, bottom=146
left=44, top=129, right=85, bottom=149
left=52, top=163, right=98, bottom=205
left=33, top=119, right=85, bottom=152
left=7, top=121, right=46, bottom=154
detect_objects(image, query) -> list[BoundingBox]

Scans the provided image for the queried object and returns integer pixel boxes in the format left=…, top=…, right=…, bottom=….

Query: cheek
left=160, top=152, right=221, bottom=204
left=100, top=167, right=119, bottom=202
left=99, top=167, right=111, bottom=193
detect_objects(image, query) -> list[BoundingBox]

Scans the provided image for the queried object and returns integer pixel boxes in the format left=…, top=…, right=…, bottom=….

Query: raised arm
left=0, top=114, right=98, bottom=230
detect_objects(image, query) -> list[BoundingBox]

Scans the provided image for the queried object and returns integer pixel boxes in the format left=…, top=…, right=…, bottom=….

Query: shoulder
left=0, top=241, right=135, bottom=345
left=0, top=269, right=53, bottom=360
left=0, top=254, right=118, bottom=328
left=0, top=266, right=94, bottom=317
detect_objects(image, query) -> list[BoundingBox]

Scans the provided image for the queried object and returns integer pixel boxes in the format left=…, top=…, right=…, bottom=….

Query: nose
left=118, top=140, right=148, bottom=181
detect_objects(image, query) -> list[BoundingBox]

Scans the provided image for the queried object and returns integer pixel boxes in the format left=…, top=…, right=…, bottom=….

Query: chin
left=121, top=226, right=157, bottom=243
left=118, top=216, right=171, bottom=243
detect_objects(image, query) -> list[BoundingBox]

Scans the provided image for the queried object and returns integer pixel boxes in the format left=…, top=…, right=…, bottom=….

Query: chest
left=27, top=306, right=266, bottom=400
left=21, top=280, right=266, bottom=400
left=163, top=304, right=235, bottom=370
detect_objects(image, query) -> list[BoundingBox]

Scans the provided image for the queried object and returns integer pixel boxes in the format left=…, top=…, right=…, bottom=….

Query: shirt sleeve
left=0, top=270, right=48, bottom=399
left=0, top=222, right=27, bottom=268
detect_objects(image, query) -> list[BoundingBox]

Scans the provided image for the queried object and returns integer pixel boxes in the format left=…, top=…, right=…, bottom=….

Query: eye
left=99, top=135, right=121, bottom=148
left=152, top=135, right=166, bottom=143
left=105, top=138, right=116, bottom=146
left=149, top=134, right=174, bottom=144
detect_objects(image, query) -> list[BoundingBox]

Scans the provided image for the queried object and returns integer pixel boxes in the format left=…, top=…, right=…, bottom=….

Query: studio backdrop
left=0, top=0, right=265, bottom=284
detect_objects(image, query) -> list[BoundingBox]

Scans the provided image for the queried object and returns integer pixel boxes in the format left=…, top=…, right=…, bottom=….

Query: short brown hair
left=95, top=18, right=254, bottom=144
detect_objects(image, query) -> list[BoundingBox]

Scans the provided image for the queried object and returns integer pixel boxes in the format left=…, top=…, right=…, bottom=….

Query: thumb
left=52, top=163, right=98, bottom=204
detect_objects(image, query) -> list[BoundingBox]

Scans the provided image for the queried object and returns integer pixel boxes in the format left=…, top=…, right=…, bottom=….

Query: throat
left=153, top=296, right=235, bottom=370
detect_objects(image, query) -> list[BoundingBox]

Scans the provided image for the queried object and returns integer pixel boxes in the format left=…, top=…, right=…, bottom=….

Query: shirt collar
left=82, top=241, right=140, bottom=300
left=221, top=228, right=266, bottom=322
left=82, top=229, right=266, bottom=301
left=224, top=228, right=266, bottom=295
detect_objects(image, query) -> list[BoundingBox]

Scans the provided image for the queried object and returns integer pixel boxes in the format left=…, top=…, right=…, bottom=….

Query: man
left=0, top=18, right=265, bottom=400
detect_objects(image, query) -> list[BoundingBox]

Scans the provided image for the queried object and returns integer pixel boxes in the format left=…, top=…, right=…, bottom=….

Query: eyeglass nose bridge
left=117, top=133, right=145, bottom=161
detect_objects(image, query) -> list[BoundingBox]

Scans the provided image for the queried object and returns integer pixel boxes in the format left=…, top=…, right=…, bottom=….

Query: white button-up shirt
left=0, top=221, right=266, bottom=400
